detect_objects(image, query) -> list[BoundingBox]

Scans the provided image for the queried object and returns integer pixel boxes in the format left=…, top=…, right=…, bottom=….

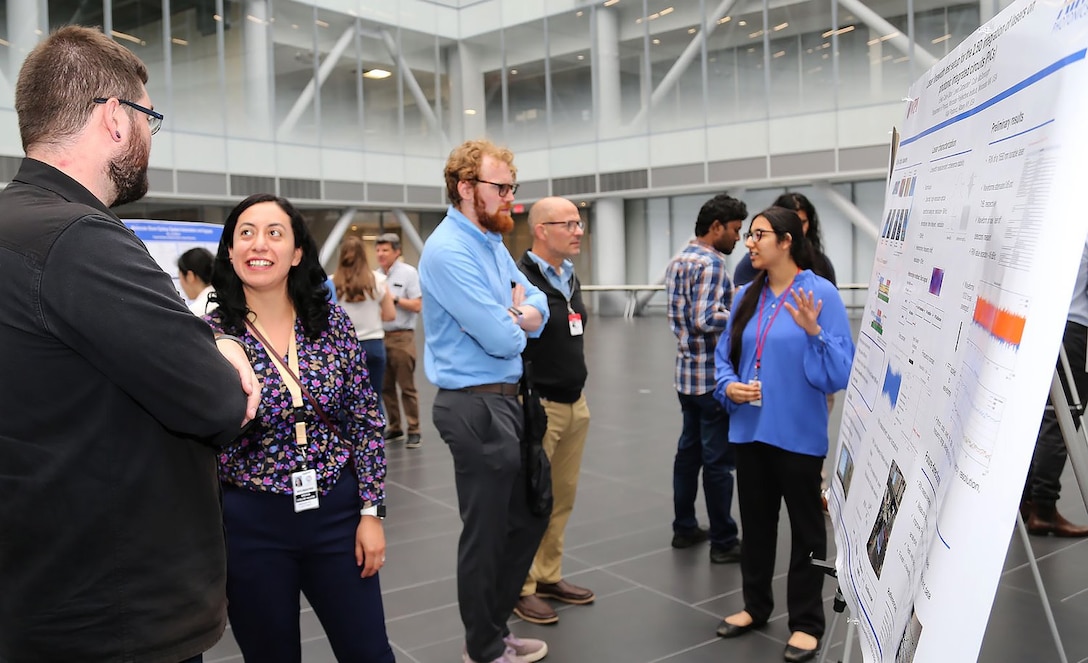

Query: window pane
left=549, top=9, right=593, bottom=147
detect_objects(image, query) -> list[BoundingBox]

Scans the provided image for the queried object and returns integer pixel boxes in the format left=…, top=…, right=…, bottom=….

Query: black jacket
left=517, top=251, right=588, bottom=403
left=0, top=159, right=247, bottom=662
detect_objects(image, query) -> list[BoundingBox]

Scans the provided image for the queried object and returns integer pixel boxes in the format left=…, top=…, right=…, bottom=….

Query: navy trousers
left=222, top=473, right=395, bottom=663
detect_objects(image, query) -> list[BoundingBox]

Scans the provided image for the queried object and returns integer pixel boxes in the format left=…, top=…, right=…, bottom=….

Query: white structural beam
left=627, top=0, right=739, bottom=130
left=837, top=0, right=939, bottom=70
left=278, top=24, right=357, bottom=140
left=391, top=209, right=425, bottom=255
left=380, top=29, right=449, bottom=149
left=815, top=182, right=880, bottom=241
left=319, top=207, right=358, bottom=270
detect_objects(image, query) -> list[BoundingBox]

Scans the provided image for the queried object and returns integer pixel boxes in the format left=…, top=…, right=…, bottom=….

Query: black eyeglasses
left=94, top=97, right=163, bottom=135
left=472, top=178, right=519, bottom=197
left=745, top=228, right=777, bottom=241
left=542, top=220, right=585, bottom=232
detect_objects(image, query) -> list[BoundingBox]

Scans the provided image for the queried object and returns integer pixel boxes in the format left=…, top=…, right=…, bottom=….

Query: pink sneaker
left=503, top=633, right=548, bottom=662
left=462, top=646, right=527, bottom=663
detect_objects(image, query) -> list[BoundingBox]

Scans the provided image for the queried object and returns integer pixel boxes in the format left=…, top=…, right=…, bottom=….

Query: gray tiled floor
left=206, top=314, right=1088, bottom=663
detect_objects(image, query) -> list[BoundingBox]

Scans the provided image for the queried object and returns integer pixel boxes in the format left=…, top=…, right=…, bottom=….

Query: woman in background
left=178, top=247, right=217, bottom=315
left=335, top=236, right=396, bottom=409
left=733, top=192, right=836, bottom=287
left=713, top=207, right=854, bottom=663
left=206, top=193, right=394, bottom=663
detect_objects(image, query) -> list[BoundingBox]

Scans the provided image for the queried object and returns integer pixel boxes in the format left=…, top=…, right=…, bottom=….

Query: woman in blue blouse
left=206, top=193, right=394, bottom=663
left=713, top=207, right=855, bottom=663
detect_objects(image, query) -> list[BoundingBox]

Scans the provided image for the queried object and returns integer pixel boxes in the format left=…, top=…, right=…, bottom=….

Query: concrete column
left=447, top=42, right=486, bottom=143
left=595, top=7, right=621, bottom=139
left=243, top=0, right=272, bottom=137
left=593, top=198, right=627, bottom=316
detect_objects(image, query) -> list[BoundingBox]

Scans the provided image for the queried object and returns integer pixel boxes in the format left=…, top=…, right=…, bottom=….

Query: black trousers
left=222, top=474, right=395, bottom=663
left=433, top=389, right=549, bottom=662
left=735, top=442, right=827, bottom=637
left=1026, top=321, right=1088, bottom=508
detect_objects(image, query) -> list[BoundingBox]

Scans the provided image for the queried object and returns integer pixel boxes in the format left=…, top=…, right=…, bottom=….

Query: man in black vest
left=513, top=197, right=595, bottom=625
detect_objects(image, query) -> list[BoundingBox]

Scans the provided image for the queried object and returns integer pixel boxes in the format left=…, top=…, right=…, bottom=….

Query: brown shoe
left=1027, top=505, right=1088, bottom=537
left=535, top=579, right=595, bottom=605
left=513, top=594, right=558, bottom=624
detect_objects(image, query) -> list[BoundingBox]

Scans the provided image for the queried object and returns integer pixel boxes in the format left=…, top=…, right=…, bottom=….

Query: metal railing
left=582, top=282, right=869, bottom=319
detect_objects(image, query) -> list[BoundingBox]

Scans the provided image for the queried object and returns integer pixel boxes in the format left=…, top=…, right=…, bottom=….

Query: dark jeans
left=359, top=338, right=387, bottom=420
left=222, top=473, right=395, bottom=663
left=433, top=389, right=549, bottom=662
left=1025, top=321, right=1088, bottom=508
left=735, top=442, right=826, bottom=637
left=673, top=391, right=739, bottom=548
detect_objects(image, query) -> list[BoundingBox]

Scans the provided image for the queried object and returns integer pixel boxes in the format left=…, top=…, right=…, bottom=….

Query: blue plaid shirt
left=666, top=240, right=733, bottom=395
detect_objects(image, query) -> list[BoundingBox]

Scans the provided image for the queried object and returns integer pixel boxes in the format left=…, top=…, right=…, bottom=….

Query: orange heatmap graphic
left=972, top=296, right=1026, bottom=346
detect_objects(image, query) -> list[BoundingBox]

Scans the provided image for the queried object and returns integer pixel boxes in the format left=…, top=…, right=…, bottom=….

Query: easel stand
left=812, top=559, right=856, bottom=663
left=1026, top=341, right=1088, bottom=663
left=816, top=342, right=1087, bottom=663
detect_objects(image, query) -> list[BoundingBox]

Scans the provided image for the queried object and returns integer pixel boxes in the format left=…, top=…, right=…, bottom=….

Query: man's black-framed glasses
left=472, top=178, right=519, bottom=197
left=542, top=220, right=585, bottom=232
left=93, top=97, right=163, bottom=135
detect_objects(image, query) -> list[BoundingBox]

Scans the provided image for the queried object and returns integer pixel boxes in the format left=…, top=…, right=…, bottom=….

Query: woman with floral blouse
left=206, top=193, right=394, bottom=663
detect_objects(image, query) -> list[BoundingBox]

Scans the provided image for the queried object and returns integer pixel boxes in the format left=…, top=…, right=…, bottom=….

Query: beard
left=475, top=194, right=514, bottom=234
left=108, top=132, right=150, bottom=208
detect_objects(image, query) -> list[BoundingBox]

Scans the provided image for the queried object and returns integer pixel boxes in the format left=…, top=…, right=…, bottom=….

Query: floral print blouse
left=205, top=305, right=386, bottom=506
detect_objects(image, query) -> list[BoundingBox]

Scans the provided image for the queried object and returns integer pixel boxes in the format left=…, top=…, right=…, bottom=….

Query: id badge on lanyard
left=250, top=318, right=320, bottom=512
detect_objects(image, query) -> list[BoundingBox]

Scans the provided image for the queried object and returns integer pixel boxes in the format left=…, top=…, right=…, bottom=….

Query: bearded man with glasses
left=0, top=25, right=259, bottom=663
left=421, top=139, right=552, bottom=663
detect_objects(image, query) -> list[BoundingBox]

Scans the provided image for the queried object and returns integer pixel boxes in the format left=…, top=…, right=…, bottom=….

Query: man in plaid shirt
left=665, top=193, right=747, bottom=564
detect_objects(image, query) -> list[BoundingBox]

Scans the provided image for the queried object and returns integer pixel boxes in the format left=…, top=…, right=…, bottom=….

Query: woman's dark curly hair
left=209, top=193, right=330, bottom=337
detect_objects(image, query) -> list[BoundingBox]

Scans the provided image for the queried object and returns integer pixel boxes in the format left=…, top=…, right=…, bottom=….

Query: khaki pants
left=522, top=394, right=591, bottom=595
left=382, top=330, right=420, bottom=435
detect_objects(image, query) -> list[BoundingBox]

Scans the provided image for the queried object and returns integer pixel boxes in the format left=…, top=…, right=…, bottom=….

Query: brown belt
left=386, top=329, right=415, bottom=335
left=461, top=382, right=519, bottom=397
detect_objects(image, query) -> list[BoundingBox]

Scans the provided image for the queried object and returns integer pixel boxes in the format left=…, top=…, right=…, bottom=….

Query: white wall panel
left=175, top=134, right=228, bottom=173
left=650, top=129, right=707, bottom=168
left=706, top=121, right=769, bottom=162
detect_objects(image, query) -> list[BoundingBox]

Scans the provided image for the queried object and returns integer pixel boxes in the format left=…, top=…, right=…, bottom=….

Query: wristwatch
left=360, top=504, right=386, bottom=519
left=393, top=296, right=400, bottom=306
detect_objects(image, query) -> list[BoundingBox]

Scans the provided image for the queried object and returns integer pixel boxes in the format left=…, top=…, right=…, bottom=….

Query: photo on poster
left=866, top=460, right=907, bottom=578
left=929, top=268, right=945, bottom=296
left=837, top=445, right=855, bottom=497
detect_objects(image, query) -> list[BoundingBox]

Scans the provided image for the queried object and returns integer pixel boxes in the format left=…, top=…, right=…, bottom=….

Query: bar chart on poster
left=828, top=0, right=1088, bottom=660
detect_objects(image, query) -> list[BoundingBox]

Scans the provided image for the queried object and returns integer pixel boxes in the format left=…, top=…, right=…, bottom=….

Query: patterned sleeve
left=330, top=307, right=387, bottom=506
left=692, top=260, right=730, bottom=335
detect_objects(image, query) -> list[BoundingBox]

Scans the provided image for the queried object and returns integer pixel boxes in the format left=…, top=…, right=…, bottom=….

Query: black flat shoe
left=716, top=619, right=765, bottom=638
left=783, top=641, right=820, bottom=662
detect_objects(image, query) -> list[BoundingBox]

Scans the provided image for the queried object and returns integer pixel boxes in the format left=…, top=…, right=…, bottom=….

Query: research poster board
left=829, top=1, right=1088, bottom=661
left=124, top=219, right=222, bottom=308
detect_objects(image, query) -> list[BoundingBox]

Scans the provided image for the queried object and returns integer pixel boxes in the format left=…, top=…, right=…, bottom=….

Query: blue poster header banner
left=124, top=219, right=223, bottom=243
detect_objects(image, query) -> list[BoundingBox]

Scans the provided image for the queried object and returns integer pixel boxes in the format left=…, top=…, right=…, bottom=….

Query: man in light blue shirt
left=420, top=139, right=551, bottom=663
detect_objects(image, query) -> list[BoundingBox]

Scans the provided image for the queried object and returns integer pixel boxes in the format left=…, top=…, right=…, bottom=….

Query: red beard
left=475, top=195, right=514, bottom=234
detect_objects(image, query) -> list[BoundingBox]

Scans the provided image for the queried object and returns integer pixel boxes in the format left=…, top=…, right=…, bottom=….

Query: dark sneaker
left=710, top=540, right=742, bottom=564
left=671, top=526, right=709, bottom=549
left=384, top=428, right=406, bottom=443
left=406, top=433, right=422, bottom=448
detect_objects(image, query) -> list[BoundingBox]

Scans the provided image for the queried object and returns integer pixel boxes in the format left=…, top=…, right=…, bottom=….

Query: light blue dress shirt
left=420, top=206, right=550, bottom=389
left=525, top=251, right=574, bottom=299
